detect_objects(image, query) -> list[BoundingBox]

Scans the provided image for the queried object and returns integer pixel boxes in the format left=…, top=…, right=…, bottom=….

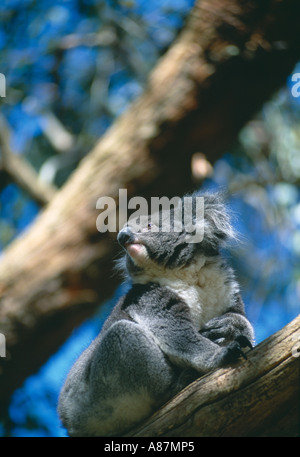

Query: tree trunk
left=1, top=0, right=300, bottom=411
left=129, top=315, right=300, bottom=437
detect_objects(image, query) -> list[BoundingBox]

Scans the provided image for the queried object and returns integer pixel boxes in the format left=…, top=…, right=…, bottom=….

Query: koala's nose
left=117, top=227, right=133, bottom=247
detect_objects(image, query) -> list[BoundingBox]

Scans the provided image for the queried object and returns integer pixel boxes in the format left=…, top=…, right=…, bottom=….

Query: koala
left=58, top=191, right=254, bottom=437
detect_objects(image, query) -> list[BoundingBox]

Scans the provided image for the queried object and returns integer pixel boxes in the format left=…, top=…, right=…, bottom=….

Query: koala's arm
left=200, top=294, right=254, bottom=347
left=128, top=286, right=250, bottom=374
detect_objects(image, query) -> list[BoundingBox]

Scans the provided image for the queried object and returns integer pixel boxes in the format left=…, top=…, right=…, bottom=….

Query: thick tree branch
left=1, top=0, right=300, bottom=408
left=129, top=315, right=300, bottom=437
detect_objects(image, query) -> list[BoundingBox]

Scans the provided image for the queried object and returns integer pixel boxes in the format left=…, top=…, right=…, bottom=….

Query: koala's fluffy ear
left=203, top=192, right=236, bottom=243
left=182, top=191, right=236, bottom=247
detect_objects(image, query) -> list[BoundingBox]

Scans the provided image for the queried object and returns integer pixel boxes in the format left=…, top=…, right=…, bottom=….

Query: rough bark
left=129, top=315, right=300, bottom=437
left=1, top=0, right=300, bottom=410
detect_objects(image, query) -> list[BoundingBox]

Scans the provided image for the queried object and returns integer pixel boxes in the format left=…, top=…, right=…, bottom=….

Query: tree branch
left=0, top=114, right=57, bottom=206
left=129, top=315, right=300, bottom=437
left=1, top=0, right=300, bottom=408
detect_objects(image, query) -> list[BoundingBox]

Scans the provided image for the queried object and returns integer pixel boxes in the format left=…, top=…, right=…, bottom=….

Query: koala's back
left=58, top=286, right=181, bottom=436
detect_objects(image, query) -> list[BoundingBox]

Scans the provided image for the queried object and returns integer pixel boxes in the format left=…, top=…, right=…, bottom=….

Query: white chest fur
left=132, top=256, right=235, bottom=330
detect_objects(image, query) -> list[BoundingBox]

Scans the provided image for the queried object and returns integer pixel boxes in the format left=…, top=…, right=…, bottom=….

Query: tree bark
left=1, top=0, right=300, bottom=410
left=129, top=315, right=300, bottom=437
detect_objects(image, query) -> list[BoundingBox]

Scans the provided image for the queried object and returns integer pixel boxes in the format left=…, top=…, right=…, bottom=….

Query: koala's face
left=117, top=192, right=234, bottom=279
left=117, top=214, right=196, bottom=275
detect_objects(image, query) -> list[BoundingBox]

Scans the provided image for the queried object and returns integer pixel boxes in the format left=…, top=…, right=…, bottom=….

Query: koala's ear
left=180, top=193, right=204, bottom=243
left=181, top=191, right=236, bottom=246
left=203, top=192, right=236, bottom=243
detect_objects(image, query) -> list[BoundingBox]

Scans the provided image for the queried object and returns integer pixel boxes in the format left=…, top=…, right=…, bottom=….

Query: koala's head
left=117, top=191, right=235, bottom=281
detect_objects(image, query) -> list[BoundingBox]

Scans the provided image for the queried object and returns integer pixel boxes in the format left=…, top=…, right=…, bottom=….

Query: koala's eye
left=141, top=223, right=153, bottom=233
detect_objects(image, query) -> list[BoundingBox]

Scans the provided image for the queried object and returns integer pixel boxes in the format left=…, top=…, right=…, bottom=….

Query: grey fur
left=58, top=191, right=254, bottom=436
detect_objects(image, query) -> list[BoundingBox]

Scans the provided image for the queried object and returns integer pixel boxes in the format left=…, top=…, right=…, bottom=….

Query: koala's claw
left=237, top=346, right=247, bottom=360
left=221, top=336, right=252, bottom=365
left=235, top=335, right=253, bottom=350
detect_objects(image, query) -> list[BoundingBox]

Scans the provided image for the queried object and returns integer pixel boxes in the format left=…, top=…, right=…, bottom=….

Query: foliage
left=0, top=0, right=194, bottom=243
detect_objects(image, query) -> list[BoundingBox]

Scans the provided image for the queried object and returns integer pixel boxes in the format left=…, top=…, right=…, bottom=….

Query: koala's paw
left=200, top=315, right=240, bottom=345
left=220, top=336, right=253, bottom=366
